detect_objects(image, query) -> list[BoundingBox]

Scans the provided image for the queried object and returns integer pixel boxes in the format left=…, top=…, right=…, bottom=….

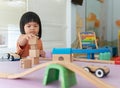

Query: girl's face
left=24, top=21, right=39, bottom=35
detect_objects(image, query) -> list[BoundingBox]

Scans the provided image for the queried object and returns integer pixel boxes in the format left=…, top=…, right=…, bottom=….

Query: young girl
left=16, top=11, right=45, bottom=58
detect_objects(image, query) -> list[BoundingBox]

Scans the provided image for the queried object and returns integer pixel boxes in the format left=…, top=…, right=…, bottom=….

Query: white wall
left=28, top=0, right=69, bottom=50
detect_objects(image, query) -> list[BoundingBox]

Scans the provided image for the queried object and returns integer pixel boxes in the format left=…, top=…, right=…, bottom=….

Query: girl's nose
left=30, top=26, right=34, bottom=30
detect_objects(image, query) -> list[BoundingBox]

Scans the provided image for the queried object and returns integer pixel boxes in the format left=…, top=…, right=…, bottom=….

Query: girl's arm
left=17, top=34, right=28, bottom=46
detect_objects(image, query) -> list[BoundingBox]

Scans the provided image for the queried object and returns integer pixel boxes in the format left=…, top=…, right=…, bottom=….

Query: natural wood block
left=21, top=59, right=32, bottom=69
left=29, top=50, right=40, bottom=57
left=32, top=57, right=39, bottom=65
left=52, top=54, right=72, bottom=63
left=28, top=36, right=38, bottom=45
left=30, top=45, right=38, bottom=49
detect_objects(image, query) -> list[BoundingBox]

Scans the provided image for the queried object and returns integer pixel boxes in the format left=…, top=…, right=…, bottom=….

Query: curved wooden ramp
left=0, top=61, right=58, bottom=79
left=0, top=61, right=114, bottom=88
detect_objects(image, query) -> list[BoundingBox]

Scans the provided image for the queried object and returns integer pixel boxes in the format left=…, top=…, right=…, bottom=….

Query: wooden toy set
left=0, top=47, right=115, bottom=88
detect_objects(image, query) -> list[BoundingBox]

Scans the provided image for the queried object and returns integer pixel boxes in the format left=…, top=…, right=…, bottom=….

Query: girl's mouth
left=30, top=32, right=36, bottom=34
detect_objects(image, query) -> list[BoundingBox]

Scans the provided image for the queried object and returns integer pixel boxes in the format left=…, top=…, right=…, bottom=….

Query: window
left=0, top=0, right=26, bottom=49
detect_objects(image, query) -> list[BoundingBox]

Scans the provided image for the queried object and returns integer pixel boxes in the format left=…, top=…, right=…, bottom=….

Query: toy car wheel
left=7, top=53, right=10, bottom=59
left=84, top=67, right=91, bottom=72
left=95, top=68, right=105, bottom=78
left=9, top=55, right=14, bottom=61
left=105, top=71, right=110, bottom=76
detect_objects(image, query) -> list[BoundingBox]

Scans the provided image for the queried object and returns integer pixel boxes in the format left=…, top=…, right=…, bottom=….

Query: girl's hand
left=40, top=50, right=46, bottom=58
left=18, top=33, right=36, bottom=46
left=24, top=33, right=36, bottom=40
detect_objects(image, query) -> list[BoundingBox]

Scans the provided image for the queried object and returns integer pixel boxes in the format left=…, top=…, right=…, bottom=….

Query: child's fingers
left=26, top=34, right=36, bottom=40
left=40, top=50, right=45, bottom=57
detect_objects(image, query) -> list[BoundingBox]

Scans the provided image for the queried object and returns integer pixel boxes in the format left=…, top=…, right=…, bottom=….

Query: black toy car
left=7, top=53, right=20, bottom=61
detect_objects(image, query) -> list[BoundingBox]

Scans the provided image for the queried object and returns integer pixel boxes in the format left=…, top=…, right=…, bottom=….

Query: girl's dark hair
left=20, top=11, right=42, bottom=38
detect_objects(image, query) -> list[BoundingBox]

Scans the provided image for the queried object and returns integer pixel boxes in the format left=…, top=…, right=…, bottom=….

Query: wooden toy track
left=0, top=61, right=114, bottom=88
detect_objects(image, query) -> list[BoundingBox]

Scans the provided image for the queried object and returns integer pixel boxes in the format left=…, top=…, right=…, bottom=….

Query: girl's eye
left=27, top=25, right=31, bottom=27
left=34, top=25, right=38, bottom=27
left=34, top=26, right=38, bottom=27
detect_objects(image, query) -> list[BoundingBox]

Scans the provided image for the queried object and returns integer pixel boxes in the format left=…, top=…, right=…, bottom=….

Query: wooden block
left=20, top=59, right=32, bottom=69
left=28, top=36, right=38, bottom=45
left=29, top=49, right=40, bottom=57
left=32, top=57, right=39, bottom=65
left=52, top=54, right=72, bottom=63
left=30, top=45, right=38, bottom=49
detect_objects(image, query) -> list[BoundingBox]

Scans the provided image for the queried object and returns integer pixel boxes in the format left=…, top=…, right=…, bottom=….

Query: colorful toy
left=78, top=31, right=98, bottom=49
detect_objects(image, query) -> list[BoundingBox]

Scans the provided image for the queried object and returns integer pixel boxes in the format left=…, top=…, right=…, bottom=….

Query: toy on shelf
left=84, top=65, right=110, bottom=78
left=78, top=31, right=98, bottom=49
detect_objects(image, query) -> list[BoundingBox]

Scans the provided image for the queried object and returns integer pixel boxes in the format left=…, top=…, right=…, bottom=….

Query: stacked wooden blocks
left=29, top=36, right=40, bottom=65
left=21, top=36, right=40, bottom=69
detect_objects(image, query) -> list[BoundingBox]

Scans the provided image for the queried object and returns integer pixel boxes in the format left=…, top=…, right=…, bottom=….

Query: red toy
left=114, top=57, right=120, bottom=65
